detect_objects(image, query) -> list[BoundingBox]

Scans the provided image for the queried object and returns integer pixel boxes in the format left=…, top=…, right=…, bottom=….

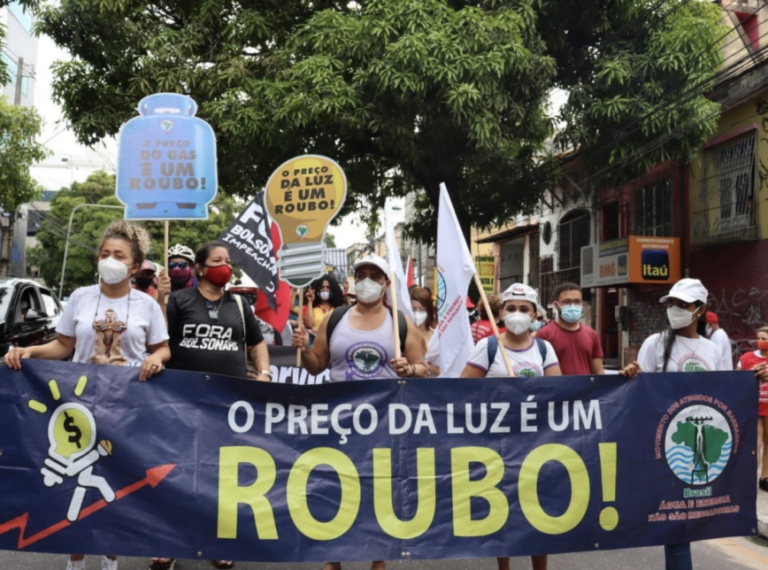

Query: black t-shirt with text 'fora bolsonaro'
left=167, top=288, right=264, bottom=379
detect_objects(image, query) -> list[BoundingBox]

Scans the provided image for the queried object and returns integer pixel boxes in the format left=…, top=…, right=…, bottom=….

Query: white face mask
left=98, top=257, right=131, bottom=285
left=355, top=278, right=384, bottom=304
left=319, top=291, right=330, bottom=301
left=667, top=306, right=697, bottom=330
left=504, top=311, right=532, bottom=335
left=413, top=310, right=427, bottom=327
left=705, top=325, right=713, bottom=336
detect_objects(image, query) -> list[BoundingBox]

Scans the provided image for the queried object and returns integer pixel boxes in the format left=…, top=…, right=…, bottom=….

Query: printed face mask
left=667, top=306, right=696, bottom=330
left=319, top=291, right=331, bottom=301
left=355, top=278, right=384, bottom=303
left=98, top=257, right=130, bottom=285
left=413, top=310, right=427, bottom=327
left=504, top=311, right=532, bottom=335
left=560, top=304, right=583, bottom=324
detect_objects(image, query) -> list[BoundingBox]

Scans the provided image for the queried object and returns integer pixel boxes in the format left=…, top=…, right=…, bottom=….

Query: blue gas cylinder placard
left=116, top=93, right=218, bottom=220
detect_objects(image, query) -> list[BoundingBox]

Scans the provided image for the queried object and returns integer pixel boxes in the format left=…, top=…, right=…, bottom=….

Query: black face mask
left=496, top=319, right=505, bottom=329
left=135, top=276, right=154, bottom=289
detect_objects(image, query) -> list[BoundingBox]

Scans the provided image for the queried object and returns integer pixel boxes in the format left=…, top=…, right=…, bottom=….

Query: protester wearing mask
left=291, top=254, right=427, bottom=570
left=303, top=273, right=344, bottom=331
left=5, top=221, right=170, bottom=570
left=536, top=282, right=604, bottom=375
left=619, top=278, right=736, bottom=570
left=132, top=260, right=159, bottom=300
left=737, top=325, right=768, bottom=492
left=166, top=244, right=196, bottom=291
left=461, top=283, right=560, bottom=570
left=471, top=294, right=501, bottom=343
left=156, top=242, right=270, bottom=570
left=530, top=304, right=547, bottom=336
left=411, top=286, right=440, bottom=377
left=705, top=311, right=733, bottom=370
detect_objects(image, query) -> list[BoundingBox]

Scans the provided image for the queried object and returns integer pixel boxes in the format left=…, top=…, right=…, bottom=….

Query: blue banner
left=0, top=361, right=758, bottom=561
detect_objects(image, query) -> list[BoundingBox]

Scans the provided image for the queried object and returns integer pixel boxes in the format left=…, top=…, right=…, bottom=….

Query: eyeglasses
left=169, top=261, right=189, bottom=269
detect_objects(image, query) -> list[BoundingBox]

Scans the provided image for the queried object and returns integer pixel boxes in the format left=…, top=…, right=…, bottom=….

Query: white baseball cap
left=353, top=254, right=390, bottom=277
left=502, top=283, right=538, bottom=307
left=659, top=278, right=708, bottom=305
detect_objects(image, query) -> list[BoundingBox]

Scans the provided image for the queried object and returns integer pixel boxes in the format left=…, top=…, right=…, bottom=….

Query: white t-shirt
left=468, top=337, right=559, bottom=378
left=56, top=284, right=169, bottom=367
left=709, top=328, right=734, bottom=371
left=637, top=332, right=728, bottom=373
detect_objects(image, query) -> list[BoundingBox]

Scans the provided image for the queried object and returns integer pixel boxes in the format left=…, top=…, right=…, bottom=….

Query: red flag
left=406, top=256, right=414, bottom=288
left=255, top=222, right=291, bottom=332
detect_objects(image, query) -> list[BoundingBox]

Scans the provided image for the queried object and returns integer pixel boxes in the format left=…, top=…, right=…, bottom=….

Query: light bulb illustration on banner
left=265, top=155, right=347, bottom=287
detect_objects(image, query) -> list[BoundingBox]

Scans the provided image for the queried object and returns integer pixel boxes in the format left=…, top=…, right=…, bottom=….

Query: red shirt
left=471, top=319, right=494, bottom=344
left=535, top=321, right=603, bottom=375
left=738, top=350, right=768, bottom=415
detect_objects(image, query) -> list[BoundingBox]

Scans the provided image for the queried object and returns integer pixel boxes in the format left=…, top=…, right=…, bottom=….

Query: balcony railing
left=691, top=201, right=759, bottom=247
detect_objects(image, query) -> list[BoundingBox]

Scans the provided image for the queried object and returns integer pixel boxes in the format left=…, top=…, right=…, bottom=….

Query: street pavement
left=0, top=537, right=767, bottom=570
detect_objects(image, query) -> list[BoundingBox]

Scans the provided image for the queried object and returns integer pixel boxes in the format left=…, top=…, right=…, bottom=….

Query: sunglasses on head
left=169, top=261, right=189, bottom=269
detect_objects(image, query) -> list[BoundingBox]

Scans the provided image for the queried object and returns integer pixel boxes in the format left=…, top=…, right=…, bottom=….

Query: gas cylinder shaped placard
left=116, top=93, right=217, bottom=220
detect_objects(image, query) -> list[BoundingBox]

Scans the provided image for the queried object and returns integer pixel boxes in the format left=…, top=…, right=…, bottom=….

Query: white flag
left=436, top=183, right=476, bottom=377
left=384, top=200, right=413, bottom=320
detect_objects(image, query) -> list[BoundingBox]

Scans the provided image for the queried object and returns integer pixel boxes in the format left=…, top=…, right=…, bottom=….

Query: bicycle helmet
left=167, top=244, right=195, bottom=263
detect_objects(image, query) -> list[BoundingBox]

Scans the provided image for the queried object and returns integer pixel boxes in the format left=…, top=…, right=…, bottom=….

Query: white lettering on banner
left=231, top=399, right=604, bottom=441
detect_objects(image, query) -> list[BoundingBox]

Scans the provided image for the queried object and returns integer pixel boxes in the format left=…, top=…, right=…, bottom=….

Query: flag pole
left=473, top=273, right=514, bottom=377
left=390, top=272, right=402, bottom=359
left=163, top=220, right=170, bottom=305
left=296, top=287, right=304, bottom=366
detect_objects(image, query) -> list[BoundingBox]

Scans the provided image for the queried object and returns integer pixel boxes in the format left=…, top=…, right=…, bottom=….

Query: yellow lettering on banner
left=451, top=447, right=508, bottom=537
left=217, top=446, right=278, bottom=539
left=519, top=444, right=589, bottom=534
left=287, top=448, right=361, bottom=540
left=373, top=448, right=436, bottom=539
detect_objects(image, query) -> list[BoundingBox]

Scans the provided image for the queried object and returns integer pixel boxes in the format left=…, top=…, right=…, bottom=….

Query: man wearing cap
left=705, top=311, right=733, bottom=371
left=536, top=282, right=604, bottom=375
left=132, top=260, right=159, bottom=300
left=291, top=254, right=428, bottom=570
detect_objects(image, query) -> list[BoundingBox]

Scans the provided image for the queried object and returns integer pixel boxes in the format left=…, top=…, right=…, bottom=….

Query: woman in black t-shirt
left=153, top=242, right=269, bottom=570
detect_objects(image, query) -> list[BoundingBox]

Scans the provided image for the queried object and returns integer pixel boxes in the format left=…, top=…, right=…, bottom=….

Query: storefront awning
left=476, top=223, right=539, bottom=244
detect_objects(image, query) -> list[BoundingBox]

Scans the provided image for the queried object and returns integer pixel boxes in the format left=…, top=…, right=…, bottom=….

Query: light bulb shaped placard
left=265, top=155, right=347, bottom=287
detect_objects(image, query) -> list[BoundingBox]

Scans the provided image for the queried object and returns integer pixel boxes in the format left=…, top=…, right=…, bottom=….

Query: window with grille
left=634, top=178, right=672, bottom=236
left=557, top=210, right=590, bottom=270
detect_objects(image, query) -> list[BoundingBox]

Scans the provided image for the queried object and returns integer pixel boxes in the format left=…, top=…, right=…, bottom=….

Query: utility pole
left=1, top=58, right=25, bottom=277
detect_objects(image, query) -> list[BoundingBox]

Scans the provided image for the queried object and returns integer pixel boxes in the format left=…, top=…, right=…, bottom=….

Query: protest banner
left=475, top=256, right=496, bottom=294
left=0, top=360, right=757, bottom=562
left=220, top=190, right=280, bottom=310
left=115, top=93, right=217, bottom=221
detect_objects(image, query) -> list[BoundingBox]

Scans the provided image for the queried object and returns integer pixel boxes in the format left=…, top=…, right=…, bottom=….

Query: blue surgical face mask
left=560, top=305, right=583, bottom=324
left=530, top=320, right=544, bottom=332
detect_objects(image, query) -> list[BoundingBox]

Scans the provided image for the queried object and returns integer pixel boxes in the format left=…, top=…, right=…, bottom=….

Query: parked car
left=0, top=279, right=64, bottom=356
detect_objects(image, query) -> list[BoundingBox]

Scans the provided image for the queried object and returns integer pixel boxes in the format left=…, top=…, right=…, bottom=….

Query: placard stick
left=163, top=220, right=170, bottom=305
left=473, top=273, right=514, bottom=377
left=296, top=287, right=304, bottom=367
left=390, top=272, right=401, bottom=359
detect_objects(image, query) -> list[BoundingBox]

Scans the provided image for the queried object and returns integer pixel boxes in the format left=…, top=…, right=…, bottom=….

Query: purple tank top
left=328, top=310, right=399, bottom=382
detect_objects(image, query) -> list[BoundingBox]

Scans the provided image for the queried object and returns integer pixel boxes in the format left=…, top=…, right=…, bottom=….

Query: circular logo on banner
left=664, top=404, right=733, bottom=485
left=160, top=119, right=173, bottom=132
left=346, top=342, right=387, bottom=379
left=436, top=270, right=447, bottom=317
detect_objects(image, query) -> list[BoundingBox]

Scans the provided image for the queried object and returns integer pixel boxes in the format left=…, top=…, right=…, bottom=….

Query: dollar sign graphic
left=63, top=411, right=83, bottom=449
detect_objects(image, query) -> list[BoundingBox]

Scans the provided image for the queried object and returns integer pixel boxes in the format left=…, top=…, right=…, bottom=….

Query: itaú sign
left=580, top=236, right=681, bottom=288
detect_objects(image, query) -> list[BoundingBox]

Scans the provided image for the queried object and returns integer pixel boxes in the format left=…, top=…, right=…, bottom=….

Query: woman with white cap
left=460, top=283, right=560, bottom=570
left=620, top=278, right=723, bottom=570
left=292, top=253, right=428, bottom=570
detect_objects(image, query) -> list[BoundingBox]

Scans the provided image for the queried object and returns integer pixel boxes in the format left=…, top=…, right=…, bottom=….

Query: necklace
left=92, top=289, right=131, bottom=332
left=205, top=292, right=226, bottom=321
left=676, top=334, right=701, bottom=354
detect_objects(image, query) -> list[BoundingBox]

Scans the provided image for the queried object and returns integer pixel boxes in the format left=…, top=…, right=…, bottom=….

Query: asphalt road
left=0, top=536, right=766, bottom=570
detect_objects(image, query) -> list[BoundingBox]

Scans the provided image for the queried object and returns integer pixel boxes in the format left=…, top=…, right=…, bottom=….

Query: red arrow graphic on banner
left=0, top=463, right=176, bottom=549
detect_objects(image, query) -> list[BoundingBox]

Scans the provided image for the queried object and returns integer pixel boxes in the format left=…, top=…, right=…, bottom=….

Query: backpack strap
left=534, top=337, right=547, bottom=363
left=326, top=305, right=406, bottom=356
left=486, top=335, right=498, bottom=366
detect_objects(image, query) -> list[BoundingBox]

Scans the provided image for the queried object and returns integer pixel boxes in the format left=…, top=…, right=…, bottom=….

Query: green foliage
left=33, top=171, right=241, bottom=296
left=0, top=96, right=49, bottom=212
left=324, top=232, right=337, bottom=249
left=36, top=0, right=725, bottom=241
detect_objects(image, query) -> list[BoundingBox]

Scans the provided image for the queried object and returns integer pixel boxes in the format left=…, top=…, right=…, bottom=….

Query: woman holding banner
left=410, top=286, right=440, bottom=377
left=4, top=221, right=170, bottom=570
left=460, top=283, right=560, bottom=570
